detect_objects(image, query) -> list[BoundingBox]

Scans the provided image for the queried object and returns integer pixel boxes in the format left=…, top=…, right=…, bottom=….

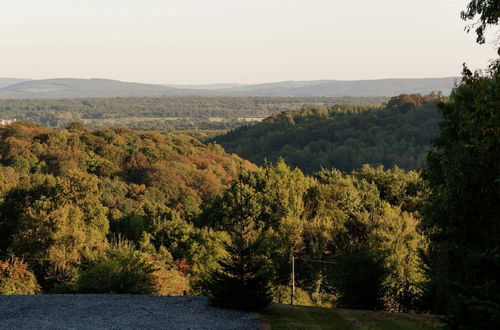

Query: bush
left=74, top=240, right=189, bottom=295
left=0, top=257, right=40, bottom=295
left=273, top=285, right=314, bottom=306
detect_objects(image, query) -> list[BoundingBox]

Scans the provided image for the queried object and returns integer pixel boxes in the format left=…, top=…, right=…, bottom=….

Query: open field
left=259, top=304, right=443, bottom=330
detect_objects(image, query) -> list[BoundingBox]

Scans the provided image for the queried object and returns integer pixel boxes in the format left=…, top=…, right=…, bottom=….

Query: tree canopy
left=425, top=63, right=500, bottom=327
left=214, top=94, right=442, bottom=173
left=0, top=122, right=430, bottom=312
left=461, top=0, right=500, bottom=51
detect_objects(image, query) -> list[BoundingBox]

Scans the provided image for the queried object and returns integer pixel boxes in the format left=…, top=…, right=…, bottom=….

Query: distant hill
left=0, top=78, right=207, bottom=99
left=0, top=77, right=458, bottom=99
left=211, top=77, right=458, bottom=97
left=0, top=78, right=31, bottom=89
left=165, top=83, right=245, bottom=90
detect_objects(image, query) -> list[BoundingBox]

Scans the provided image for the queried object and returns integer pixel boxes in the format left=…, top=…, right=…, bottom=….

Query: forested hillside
left=0, top=121, right=253, bottom=293
left=0, top=96, right=388, bottom=130
left=214, top=94, right=441, bottom=173
left=0, top=121, right=429, bottom=313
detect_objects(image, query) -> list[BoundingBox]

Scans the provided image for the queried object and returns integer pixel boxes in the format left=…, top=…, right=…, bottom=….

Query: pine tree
left=208, top=179, right=273, bottom=311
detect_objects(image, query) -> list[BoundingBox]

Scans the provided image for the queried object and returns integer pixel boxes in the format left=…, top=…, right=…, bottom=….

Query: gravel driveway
left=0, top=295, right=261, bottom=329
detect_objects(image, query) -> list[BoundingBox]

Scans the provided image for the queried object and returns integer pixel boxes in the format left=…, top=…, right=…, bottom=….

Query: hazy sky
left=1, top=0, right=497, bottom=84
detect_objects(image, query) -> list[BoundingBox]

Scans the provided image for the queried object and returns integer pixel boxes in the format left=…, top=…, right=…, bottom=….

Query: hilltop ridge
left=0, top=77, right=458, bottom=99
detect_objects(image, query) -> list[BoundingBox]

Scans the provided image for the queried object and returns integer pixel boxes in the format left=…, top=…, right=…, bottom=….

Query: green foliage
left=425, top=63, right=500, bottom=327
left=186, top=228, right=229, bottom=293
left=330, top=248, right=388, bottom=310
left=0, top=257, right=39, bottom=295
left=215, top=94, right=442, bottom=173
left=0, top=172, right=109, bottom=286
left=74, top=240, right=188, bottom=295
left=273, top=285, right=336, bottom=307
left=0, top=96, right=388, bottom=130
left=208, top=179, right=273, bottom=311
left=273, top=285, right=314, bottom=306
left=200, top=161, right=429, bottom=312
left=370, top=204, right=428, bottom=312
left=0, top=120, right=432, bottom=310
left=353, top=165, right=427, bottom=212
left=209, top=238, right=273, bottom=310
left=446, top=248, right=500, bottom=329
left=0, top=121, right=249, bottom=291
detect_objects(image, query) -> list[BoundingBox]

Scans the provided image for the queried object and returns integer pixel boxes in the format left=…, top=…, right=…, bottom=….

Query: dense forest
left=0, top=96, right=387, bottom=130
left=214, top=93, right=442, bottom=173
left=0, top=121, right=254, bottom=294
left=0, top=121, right=430, bottom=313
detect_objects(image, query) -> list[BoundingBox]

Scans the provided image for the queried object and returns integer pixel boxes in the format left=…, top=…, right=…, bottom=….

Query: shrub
left=74, top=240, right=188, bottom=295
left=273, top=285, right=314, bottom=306
left=0, top=257, right=40, bottom=295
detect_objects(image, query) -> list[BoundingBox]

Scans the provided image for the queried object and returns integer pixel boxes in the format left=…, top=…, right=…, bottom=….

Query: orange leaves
left=0, top=257, right=40, bottom=295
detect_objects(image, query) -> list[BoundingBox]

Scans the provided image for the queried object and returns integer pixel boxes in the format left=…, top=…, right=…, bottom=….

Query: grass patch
left=258, top=304, right=443, bottom=330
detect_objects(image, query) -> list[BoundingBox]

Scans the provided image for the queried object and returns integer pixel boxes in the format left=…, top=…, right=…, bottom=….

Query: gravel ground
left=0, top=295, right=262, bottom=330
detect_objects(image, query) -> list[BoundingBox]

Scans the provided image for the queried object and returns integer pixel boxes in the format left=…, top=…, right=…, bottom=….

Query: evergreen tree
left=208, top=179, right=273, bottom=311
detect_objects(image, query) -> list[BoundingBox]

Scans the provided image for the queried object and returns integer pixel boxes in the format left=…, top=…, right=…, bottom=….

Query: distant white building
left=0, top=119, right=16, bottom=125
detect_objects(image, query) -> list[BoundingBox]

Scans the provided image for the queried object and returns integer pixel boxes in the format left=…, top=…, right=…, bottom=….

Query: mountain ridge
left=0, top=77, right=458, bottom=99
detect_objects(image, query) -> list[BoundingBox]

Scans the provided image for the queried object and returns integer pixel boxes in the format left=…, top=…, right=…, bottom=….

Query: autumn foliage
left=0, top=257, right=39, bottom=295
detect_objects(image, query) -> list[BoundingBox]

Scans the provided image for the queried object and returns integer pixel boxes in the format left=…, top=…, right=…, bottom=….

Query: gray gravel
left=0, top=295, right=261, bottom=330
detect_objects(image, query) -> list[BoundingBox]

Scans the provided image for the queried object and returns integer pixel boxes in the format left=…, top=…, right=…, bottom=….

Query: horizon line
left=2, top=75, right=460, bottom=87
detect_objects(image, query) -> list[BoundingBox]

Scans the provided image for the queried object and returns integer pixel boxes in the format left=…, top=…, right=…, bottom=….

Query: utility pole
left=292, top=255, right=295, bottom=305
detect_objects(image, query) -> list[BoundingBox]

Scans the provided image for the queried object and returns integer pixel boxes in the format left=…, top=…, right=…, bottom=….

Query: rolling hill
left=0, top=78, right=32, bottom=89
left=0, top=78, right=207, bottom=99
left=212, top=77, right=457, bottom=96
left=0, top=77, right=458, bottom=99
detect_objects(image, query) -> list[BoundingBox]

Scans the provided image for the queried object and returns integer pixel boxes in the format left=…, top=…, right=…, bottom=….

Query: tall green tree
left=424, top=1, right=500, bottom=326
left=425, top=63, right=500, bottom=327
left=208, top=178, right=273, bottom=311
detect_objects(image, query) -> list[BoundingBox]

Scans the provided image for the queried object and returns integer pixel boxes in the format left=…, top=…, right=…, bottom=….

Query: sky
left=0, top=0, right=498, bottom=84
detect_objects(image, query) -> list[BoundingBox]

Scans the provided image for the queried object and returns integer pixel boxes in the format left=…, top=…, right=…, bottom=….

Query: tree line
left=214, top=93, right=442, bottom=173
left=0, top=96, right=388, bottom=130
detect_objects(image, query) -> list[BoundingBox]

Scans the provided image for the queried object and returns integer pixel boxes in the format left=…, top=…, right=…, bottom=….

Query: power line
left=294, top=257, right=336, bottom=265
